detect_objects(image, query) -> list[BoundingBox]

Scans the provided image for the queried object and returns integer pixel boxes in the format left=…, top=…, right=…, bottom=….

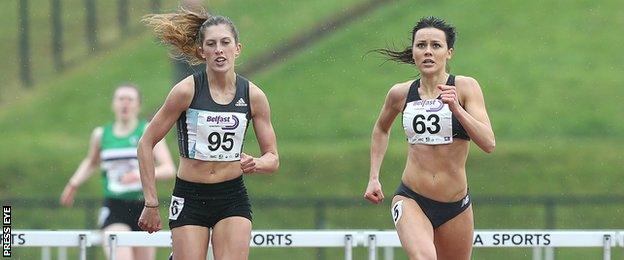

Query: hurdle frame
left=363, top=230, right=618, bottom=260
left=107, top=230, right=357, bottom=260
left=11, top=229, right=622, bottom=260
left=9, top=230, right=94, bottom=260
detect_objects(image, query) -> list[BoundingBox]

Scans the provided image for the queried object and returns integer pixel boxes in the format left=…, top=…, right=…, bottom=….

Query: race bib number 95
left=187, top=110, right=247, bottom=161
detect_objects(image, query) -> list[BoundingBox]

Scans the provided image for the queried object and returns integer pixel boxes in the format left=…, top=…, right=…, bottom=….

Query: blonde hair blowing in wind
left=142, top=7, right=210, bottom=66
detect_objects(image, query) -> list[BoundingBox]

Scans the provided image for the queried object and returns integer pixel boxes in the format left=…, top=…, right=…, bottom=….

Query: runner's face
left=199, top=24, right=241, bottom=73
left=112, top=87, right=140, bottom=121
left=412, top=28, right=453, bottom=75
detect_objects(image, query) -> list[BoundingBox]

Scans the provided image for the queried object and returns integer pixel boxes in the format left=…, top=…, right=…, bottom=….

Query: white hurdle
left=249, top=230, right=356, bottom=260
left=11, top=229, right=622, bottom=260
left=107, top=231, right=172, bottom=259
left=363, top=230, right=618, bottom=260
left=11, top=230, right=95, bottom=260
left=106, top=230, right=357, bottom=260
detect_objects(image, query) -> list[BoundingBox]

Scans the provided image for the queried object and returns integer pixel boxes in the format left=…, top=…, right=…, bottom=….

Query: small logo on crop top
left=235, top=98, right=247, bottom=107
left=206, top=115, right=240, bottom=130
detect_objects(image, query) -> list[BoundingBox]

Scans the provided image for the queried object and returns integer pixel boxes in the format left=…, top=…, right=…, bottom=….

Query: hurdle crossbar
left=10, top=230, right=94, bottom=260
left=106, top=230, right=356, bottom=260
left=11, top=229, right=622, bottom=260
left=364, top=230, right=618, bottom=260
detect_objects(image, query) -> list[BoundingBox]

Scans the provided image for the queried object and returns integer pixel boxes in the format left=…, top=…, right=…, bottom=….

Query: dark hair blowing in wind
left=375, top=16, right=456, bottom=65
left=142, top=8, right=239, bottom=66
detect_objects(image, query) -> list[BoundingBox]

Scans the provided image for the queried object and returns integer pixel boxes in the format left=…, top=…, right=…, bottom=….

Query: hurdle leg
left=78, top=234, right=87, bottom=260
left=108, top=234, right=118, bottom=260
left=57, top=247, right=67, bottom=260
left=531, top=247, right=542, bottom=260
left=383, top=247, right=393, bottom=260
left=544, top=247, right=554, bottom=260
left=603, top=235, right=611, bottom=260
left=368, top=235, right=377, bottom=260
left=41, top=247, right=51, bottom=260
left=344, top=234, right=353, bottom=260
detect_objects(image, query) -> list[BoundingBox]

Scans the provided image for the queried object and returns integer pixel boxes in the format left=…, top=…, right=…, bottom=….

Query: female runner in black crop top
left=138, top=8, right=278, bottom=260
left=364, top=17, right=495, bottom=260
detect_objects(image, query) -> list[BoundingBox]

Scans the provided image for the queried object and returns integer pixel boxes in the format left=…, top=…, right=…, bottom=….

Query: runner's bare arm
left=138, top=77, right=194, bottom=205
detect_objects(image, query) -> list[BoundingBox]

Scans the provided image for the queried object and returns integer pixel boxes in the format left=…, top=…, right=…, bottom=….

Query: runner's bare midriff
left=177, top=157, right=242, bottom=183
left=401, top=139, right=470, bottom=202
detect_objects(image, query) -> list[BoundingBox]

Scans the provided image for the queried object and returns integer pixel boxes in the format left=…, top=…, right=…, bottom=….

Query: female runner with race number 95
left=138, top=8, right=279, bottom=260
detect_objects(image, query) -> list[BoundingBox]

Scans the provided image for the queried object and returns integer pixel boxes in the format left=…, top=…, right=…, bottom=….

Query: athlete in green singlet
left=60, top=84, right=176, bottom=260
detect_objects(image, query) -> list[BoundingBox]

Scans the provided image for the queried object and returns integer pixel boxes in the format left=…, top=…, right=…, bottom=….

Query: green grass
left=0, top=0, right=362, bottom=106
left=251, top=0, right=624, bottom=141
left=208, top=0, right=363, bottom=60
left=0, top=0, right=372, bottom=198
left=2, top=0, right=624, bottom=259
left=0, top=0, right=19, bottom=91
left=0, top=0, right=162, bottom=103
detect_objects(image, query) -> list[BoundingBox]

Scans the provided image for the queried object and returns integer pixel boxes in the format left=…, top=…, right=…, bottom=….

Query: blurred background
left=1, top=0, right=623, bottom=259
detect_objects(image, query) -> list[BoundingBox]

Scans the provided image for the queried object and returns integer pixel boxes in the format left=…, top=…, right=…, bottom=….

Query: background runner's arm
left=60, top=127, right=103, bottom=206
left=138, top=77, right=193, bottom=205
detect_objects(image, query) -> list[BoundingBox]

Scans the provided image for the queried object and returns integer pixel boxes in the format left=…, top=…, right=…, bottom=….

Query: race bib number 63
left=403, top=99, right=453, bottom=145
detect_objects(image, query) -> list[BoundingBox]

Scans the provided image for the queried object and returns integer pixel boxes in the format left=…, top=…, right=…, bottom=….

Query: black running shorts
left=168, top=176, right=252, bottom=229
